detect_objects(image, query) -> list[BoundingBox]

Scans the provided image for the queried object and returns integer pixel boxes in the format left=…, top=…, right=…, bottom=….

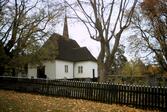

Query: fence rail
left=0, top=77, right=166, bottom=111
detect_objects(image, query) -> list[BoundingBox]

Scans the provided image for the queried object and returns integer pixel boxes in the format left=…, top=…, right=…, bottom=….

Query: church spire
left=63, top=13, right=69, bottom=39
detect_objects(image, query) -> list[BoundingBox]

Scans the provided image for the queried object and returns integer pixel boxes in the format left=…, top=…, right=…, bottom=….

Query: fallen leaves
left=0, top=90, right=158, bottom=112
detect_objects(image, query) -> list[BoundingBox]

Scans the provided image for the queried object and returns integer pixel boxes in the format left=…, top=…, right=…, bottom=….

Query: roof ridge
left=41, top=33, right=96, bottom=62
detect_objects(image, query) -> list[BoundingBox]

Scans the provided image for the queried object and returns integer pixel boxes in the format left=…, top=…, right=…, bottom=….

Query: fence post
left=0, top=77, right=167, bottom=111
left=165, top=87, right=167, bottom=111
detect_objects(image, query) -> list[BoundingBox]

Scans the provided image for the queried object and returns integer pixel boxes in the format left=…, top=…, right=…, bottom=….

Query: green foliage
left=0, top=0, right=63, bottom=74
left=121, top=59, right=146, bottom=76
left=0, top=43, right=10, bottom=66
left=30, top=39, right=59, bottom=65
left=111, top=45, right=128, bottom=75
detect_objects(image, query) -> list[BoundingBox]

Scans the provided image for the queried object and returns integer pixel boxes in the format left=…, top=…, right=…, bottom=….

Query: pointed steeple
left=63, top=13, right=69, bottom=39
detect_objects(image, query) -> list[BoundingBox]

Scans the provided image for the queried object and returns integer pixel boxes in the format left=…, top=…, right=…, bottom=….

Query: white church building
left=27, top=16, right=98, bottom=80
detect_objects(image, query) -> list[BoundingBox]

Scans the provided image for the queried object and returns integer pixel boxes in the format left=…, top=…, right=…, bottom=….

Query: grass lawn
left=0, top=90, right=158, bottom=112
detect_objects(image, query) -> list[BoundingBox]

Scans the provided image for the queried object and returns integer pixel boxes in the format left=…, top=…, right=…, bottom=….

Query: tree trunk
left=98, top=62, right=113, bottom=82
left=98, top=63, right=105, bottom=82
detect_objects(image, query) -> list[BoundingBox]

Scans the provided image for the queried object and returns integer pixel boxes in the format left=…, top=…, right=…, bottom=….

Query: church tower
left=63, top=14, right=69, bottom=39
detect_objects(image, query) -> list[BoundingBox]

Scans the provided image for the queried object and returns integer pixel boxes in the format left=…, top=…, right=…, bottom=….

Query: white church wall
left=27, top=60, right=56, bottom=79
left=28, top=60, right=98, bottom=79
left=55, top=60, right=74, bottom=79
left=74, top=61, right=98, bottom=79
left=43, top=61, right=56, bottom=79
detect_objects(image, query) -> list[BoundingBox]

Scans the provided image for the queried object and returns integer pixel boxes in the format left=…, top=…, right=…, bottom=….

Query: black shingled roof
left=43, top=33, right=96, bottom=62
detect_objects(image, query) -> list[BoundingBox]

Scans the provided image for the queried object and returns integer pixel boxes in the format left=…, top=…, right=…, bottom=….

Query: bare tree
left=0, top=0, right=9, bottom=20
left=67, top=0, right=137, bottom=81
left=0, top=0, right=64, bottom=75
left=128, top=0, right=167, bottom=72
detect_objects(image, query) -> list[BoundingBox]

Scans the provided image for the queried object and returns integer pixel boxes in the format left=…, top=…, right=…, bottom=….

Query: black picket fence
left=0, top=77, right=166, bottom=111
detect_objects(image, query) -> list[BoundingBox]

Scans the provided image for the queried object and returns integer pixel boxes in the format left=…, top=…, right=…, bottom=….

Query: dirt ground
left=0, top=90, right=158, bottom=112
